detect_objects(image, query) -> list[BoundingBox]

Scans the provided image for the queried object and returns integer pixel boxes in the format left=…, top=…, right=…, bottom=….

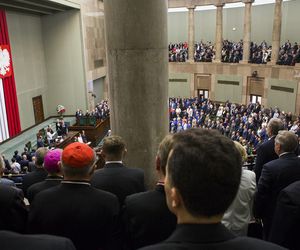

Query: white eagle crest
left=0, top=47, right=10, bottom=76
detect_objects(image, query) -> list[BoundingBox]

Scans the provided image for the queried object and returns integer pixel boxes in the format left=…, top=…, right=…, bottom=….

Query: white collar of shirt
left=268, top=135, right=275, bottom=140
left=105, top=161, right=123, bottom=164
left=61, top=181, right=91, bottom=186
left=279, top=152, right=291, bottom=157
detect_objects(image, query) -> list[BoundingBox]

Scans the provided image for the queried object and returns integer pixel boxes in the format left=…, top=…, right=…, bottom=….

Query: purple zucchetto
left=44, top=149, right=62, bottom=173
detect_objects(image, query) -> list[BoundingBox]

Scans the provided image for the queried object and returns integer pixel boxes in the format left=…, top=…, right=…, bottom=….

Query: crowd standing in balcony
left=169, top=40, right=300, bottom=65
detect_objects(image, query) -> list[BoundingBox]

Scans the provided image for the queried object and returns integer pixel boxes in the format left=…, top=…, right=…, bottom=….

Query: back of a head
left=275, top=130, right=298, bottom=153
left=157, top=134, right=174, bottom=176
left=44, top=149, right=63, bottom=174
left=102, top=135, right=125, bottom=160
left=168, top=128, right=242, bottom=217
left=35, top=147, right=49, bottom=167
left=62, top=142, right=95, bottom=178
left=233, top=141, right=247, bottom=164
left=268, top=118, right=284, bottom=136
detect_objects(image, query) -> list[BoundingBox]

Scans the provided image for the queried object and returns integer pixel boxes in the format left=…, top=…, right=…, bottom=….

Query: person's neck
left=48, top=173, right=63, bottom=178
left=105, top=158, right=122, bottom=162
left=177, top=212, right=222, bottom=225
left=64, top=177, right=90, bottom=182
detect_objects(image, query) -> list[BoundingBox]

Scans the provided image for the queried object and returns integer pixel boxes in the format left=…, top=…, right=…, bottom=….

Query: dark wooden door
left=32, top=95, right=44, bottom=124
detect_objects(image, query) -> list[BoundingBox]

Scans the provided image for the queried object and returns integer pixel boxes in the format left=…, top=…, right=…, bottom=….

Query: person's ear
left=99, top=149, right=105, bottom=158
left=155, top=156, right=161, bottom=172
left=170, top=187, right=181, bottom=209
left=123, top=148, right=127, bottom=158
left=57, top=161, right=62, bottom=172
left=89, top=163, right=97, bottom=176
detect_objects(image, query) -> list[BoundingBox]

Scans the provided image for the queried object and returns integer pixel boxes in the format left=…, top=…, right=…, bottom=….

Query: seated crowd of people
left=169, top=40, right=300, bottom=65
left=1, top=98, right=300, bottom=249
left=169, top=97, right=299, bottom=157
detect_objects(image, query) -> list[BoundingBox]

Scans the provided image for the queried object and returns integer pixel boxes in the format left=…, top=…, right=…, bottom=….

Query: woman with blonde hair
left=222, top=141, right=256, bottom=236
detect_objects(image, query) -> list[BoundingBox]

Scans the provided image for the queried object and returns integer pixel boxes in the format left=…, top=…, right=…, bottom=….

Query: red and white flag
left=0, top=10, right=21, bottom=142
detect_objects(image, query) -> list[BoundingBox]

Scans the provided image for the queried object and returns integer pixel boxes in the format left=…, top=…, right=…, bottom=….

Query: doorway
left=197, top=89, right=209, bottom=99
left=32, top=95, right=44, bottom=124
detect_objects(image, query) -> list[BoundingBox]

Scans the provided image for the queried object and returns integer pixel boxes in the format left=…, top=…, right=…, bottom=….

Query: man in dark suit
left=0, top=153, right=27, bottom=232
left=28, top=142, right=120, bottom=250
left=27, top=149, right=63, bottom=204
left=0, top=231, right=75, bottom=250
left=140, top=129, right=285, bottom=250
left=19, top=154, right=29, bottom=173
left=0, top=184, right=27, bottom=233
left=254, top=130, right=300, bottom=239
left=91, top=135, right=145, bottom=205
left=123, top=134, right=176, bottom=249
left=254, top=118, right=284, bottom=183
left=269, top=180, right=300, bottom=250
left=22, top=147, right=48, bottom=197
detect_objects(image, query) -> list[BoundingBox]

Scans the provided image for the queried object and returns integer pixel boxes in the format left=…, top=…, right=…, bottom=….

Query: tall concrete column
left=214, top=3, right=224, bottom=63
left=104, top=0, right=169, bottom=187
left=241, top=0, right=254, bottom=63
left=271, top=0, right=283, bottom=64
left=188, top=6, right=195, bottom=62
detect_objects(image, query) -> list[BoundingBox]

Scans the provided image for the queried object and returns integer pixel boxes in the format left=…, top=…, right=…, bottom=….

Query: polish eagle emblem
left=0, top=45, right=11, bottom=78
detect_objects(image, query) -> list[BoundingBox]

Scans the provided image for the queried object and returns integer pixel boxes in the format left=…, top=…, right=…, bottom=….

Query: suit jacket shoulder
left=123, top=185, right=176, bottom=249
left=28, top=183, right=119, bottom=250
left=139, top=237, right=286, bottom=250
left=0, top=184, right=28, bottom=233
left=139, top=224, right=286, bottom=250
left=91, top=163, right=145, bottom=204
left=269, top=180, right=300, bottom=250
left=0, top=231, right=75, bottom=250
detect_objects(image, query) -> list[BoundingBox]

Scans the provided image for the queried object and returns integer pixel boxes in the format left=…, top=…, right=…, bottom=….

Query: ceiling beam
left=13, top=0, right=67, bottom=12
left=168, top=0, right=243, bottom=8
left=46, top=0, right=80, bottom=9
left=0, top=2, right=54, bottom=15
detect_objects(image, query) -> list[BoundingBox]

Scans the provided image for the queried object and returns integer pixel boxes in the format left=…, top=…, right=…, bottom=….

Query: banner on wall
left=0, top=45, right=12, bottom=78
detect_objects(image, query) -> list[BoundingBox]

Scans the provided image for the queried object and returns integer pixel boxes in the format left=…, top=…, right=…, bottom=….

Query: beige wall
left=169, top=73, right=191, bottom=97
left=7, top=2, right=106, bottom=130
left=214, top=74, right=243, bottom=103
left=169, top=63, right=300, bottom=114
left=78, top=0, right=107, bottom=109
left=7, top=11, right=49, bottom=130
left=93, top=77, right=105, bottom=104
left=267, top=78, right=298, bottom=113
left=42, top=10, right=87, bottom=117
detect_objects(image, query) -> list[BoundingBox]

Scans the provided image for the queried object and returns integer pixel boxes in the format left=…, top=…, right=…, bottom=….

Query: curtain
left=0, top=9, right=21, bottom=139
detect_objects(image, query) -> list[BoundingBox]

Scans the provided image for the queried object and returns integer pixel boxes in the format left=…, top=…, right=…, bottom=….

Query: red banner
left=0, top=45, right=12, bottom=78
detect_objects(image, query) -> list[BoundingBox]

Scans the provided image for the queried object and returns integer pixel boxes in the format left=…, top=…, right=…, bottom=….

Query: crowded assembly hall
left=0, top=0, right=300, bottom=249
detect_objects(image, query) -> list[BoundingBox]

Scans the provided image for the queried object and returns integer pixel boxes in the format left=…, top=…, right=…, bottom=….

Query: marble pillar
left=214, top=3, right=224, bottom=63
left=271, top=0, right=283, bottom=64
left=104, top=0, right=169, bottom=187
left=188, top=6, right=195, bottom=62
left=241, top=0, right=254, bottom=64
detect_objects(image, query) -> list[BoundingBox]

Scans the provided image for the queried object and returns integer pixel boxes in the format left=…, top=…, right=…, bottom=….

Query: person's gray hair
left=35, top=147, right=49, bottom=167
left=62, top=152, right=96, bottom=178
left=275, top=130, right=298, bottom=153
left=267, top=118, right=284, bottom=136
